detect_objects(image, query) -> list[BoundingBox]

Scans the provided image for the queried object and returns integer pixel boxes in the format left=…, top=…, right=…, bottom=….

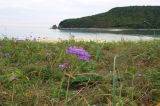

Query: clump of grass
left=0, top=39, right=160, bottom=105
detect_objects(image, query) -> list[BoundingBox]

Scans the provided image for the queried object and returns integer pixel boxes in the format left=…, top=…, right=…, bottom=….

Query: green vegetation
left=0, top=39, right=160, bottom=105
left=59, top=6, right=160, bottom=29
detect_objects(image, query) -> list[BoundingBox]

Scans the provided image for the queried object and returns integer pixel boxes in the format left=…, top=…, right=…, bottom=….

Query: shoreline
left=37, top=38, right=105, bottom=42
left=0, top=36, right=157, bottom=43
left=37, top=37, right=155, bottom=43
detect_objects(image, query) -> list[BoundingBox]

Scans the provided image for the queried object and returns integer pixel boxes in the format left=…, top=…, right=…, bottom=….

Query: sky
left=0, top=0, right=160, bottom=27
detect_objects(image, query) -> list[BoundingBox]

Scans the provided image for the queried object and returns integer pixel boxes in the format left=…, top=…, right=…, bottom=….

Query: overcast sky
left=0, top=0, right=159, bottom=27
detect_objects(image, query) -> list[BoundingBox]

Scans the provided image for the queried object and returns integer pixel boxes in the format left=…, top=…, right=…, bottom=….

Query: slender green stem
left=112, top=55, right=117, bottom=106
left=65, top=76, right=71, bottom=106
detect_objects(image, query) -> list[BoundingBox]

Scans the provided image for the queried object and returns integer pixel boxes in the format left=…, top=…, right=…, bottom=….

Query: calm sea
left=0, top=26, right=159, bottom=41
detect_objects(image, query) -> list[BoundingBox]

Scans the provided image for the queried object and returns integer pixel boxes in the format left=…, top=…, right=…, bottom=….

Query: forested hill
left=59, top=6, right=160, bottom=29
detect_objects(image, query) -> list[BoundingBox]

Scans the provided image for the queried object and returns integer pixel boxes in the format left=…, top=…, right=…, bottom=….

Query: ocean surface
left=0, top=26, right=159, bottom=41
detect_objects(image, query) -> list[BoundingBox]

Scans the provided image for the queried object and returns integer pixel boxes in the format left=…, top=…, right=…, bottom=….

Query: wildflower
left=59, top=62, right=69, bottom=70
left=5, top=53, right=10, bottom=58
left=66, top=47, right=90, bottom=61
left=10, top=76, right=20, bottom=81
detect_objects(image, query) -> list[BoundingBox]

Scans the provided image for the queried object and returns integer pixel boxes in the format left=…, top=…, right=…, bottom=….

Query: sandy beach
left=37, top=38, right=104, bottom=42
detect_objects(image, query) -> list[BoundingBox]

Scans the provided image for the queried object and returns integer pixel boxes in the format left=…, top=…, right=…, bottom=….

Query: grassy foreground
left=0, top=39, right=160, bottom=106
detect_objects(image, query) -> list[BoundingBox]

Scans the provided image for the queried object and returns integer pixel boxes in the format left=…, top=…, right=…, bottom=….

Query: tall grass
left=0, top=39, right=160, bottom=105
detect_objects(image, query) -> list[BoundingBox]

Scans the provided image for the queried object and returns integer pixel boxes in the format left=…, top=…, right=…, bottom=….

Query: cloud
left=0, top=0, right=159, bottom=27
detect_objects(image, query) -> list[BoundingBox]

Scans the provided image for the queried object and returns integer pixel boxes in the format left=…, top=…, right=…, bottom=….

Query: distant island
left=51, top=25, right=58, bottom=29
left=59, top=6, right=160, bottom=29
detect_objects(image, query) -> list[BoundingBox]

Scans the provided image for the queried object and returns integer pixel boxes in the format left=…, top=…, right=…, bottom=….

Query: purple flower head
left=66, top=47, right=90, bottom=61
left=59, top=62, right=69, bottom=70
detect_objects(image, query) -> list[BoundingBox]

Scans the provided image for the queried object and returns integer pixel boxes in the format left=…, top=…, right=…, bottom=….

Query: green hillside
left=59, top=6, right=160, bottom=29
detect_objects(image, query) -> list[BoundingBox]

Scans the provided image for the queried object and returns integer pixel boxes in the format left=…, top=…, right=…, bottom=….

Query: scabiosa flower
left=59, top=62, right=69, bottom=70
left=66, top=46, right=90, bottom=61
left=5, top=53, right=10, bottom=58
